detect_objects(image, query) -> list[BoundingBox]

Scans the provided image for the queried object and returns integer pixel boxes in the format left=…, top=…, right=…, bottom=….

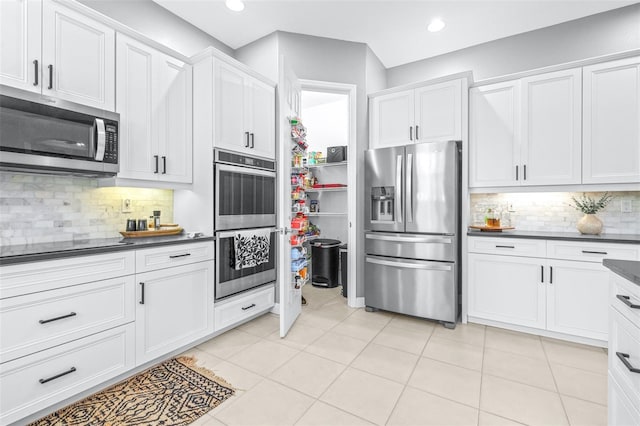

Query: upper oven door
left=215, top=162, right=276, bottom=230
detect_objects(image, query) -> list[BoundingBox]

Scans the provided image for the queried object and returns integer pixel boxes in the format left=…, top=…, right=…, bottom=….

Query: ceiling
left=153, top=0, right=635, bottom=68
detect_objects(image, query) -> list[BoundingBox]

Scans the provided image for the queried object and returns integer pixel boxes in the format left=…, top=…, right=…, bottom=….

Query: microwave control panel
left=104, top=122, right=118, bottom=164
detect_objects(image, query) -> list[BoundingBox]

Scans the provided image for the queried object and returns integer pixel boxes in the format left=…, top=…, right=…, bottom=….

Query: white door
left=0, top=0, right=41, bottom=93
left=135, top=262, right=213, bottom=364
left=521, top=69, right=582, bottom=186
left=215, top=60, right=248, bottom=153
left=369, top=89, right=414, bottom=148
left=278, top=56, right=302, bottom=338
left=415, top=79, right=462, bottom=143
left=546, top=260, right=609, bottom=341
left=467, top=253, right=546, bottom=330
left=157, top=54, right=192, bottom=183
left=249, top=77, right=276, bottom=159
left=115, top=34, right=156, bottom=180
left=469, top=81, right=520, bottom=188
left=583, top=56, right=640, bottom=184
left=41, top=0, right=115, bottom=111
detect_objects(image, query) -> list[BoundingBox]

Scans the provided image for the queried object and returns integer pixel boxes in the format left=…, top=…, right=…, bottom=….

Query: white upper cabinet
left=116, top=34, right=192, bottom=184
left=1, top=0, right=115, bottom=111
left=583, top=56, right=640, bottom=184
left=0, top=0, right=41, bottom=93
left=415, top=79, right=462, bottom=143
left=215, top=60, right=275, bottom=159
left=370, top=89, right=414, bottom=148
left=470, top=69, right=581, bottom=188
left=369, top=78, right=463, bottom=149
left=520, top=69, right=582, bottom=186
left=469, top=80, right=520, bottom=187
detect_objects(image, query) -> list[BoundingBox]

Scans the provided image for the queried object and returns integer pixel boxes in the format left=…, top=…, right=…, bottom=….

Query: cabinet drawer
left=0, top=276, right=135, bottom=363
left=609, top=373, right=640, bottom=426
left=609, top=307, right=640, bottom=405
left=0, top=251, right=135, bottom=299
left=468, top=237, right=546, bottom=257
left=135, top=242, right=214, bottom=273
left=214, top=284, right=274, bottom=331
left=0, top=323, right=135, bottom=426
left=547, top=241, right=639, bottom=263
left=611, top=272, right=640, bottom=326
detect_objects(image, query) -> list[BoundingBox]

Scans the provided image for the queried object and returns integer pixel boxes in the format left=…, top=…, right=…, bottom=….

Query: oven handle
left=216, top=162, right=276, bottom=178
left=216, top=227, right=277, bottom=239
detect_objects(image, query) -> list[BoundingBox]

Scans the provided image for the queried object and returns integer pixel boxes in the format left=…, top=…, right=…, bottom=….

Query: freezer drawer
left=365, top=255, right=458, bottom=323
left=365, top=232, right=456, bottom=262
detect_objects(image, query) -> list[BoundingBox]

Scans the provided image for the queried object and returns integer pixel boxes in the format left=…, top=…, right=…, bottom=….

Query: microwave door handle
left=406, top=152, right=413, bottom=223
left=94, top=118, right=106, bottom=161
left=396, top=154, right=403, bottom=224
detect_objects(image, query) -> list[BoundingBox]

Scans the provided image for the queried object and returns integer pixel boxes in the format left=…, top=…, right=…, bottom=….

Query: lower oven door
left=216, top=228, right=277, bottom=300
left=215, top=163, right=276, bottom=230
left=364, top=255, right=457, bottom=323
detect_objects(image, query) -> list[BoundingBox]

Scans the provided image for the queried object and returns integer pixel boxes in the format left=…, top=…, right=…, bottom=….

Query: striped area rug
left=30, top=356, right=235, bottom=426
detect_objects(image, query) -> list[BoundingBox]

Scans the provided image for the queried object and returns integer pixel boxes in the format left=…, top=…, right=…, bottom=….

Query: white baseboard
left=351, top=297, right=365, bottom=308
left=270, top=303, right=280, bottom=315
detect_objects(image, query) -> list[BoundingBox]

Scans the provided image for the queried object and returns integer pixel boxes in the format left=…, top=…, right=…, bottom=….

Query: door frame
left=299, top=79, right=358, bottom=308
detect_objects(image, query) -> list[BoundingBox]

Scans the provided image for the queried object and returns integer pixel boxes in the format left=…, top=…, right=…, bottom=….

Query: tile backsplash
left=1, top=172, right=173, bottom=245
left=470, top=191, right=640, bottom=235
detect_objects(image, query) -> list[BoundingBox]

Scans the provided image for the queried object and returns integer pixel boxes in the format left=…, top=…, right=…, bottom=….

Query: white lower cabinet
left=468, top=237, right=639, bottom=344
left=135, top=261, right=214, bottom=364
left=609, top=374, right=640, bottom=426
left=0, top=323, right=135, bottom=426
left=214, top=284, right=275, bottom=332
left=468, top=253, right=545, bottom=329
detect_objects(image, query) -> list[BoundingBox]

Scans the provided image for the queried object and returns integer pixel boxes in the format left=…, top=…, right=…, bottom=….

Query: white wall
left=235, top=32, right=280, bottom=83
left=387, top=3, right=640, bottom=86
left=77, top=0, right=234, bottom=57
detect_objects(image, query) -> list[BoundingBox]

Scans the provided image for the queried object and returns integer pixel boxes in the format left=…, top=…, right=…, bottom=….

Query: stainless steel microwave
left=0, top=86, right=119, bottom=176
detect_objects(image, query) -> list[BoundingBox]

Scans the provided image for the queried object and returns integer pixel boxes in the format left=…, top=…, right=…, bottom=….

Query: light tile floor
left=183, top=285, right=608, bottom=426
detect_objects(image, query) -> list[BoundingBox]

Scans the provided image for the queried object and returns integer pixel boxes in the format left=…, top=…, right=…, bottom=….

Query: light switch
left=121, top=198, right=132, bottom=213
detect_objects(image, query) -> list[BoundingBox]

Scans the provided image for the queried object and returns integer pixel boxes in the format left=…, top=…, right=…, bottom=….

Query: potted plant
left=569, top=192, right=614, bottom=235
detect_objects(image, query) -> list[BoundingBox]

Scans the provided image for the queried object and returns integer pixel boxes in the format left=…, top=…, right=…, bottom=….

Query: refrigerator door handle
left=366, top=234, right=452, bottom=244
left=406, top=152, right=413, bottom=223
left=366, top=256, right=452, bottom=271
left=396, top=154, right=403, bottom=224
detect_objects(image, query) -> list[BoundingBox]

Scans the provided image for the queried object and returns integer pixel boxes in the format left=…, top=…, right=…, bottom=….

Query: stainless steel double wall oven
left=214, top=149, right=277, bottom=300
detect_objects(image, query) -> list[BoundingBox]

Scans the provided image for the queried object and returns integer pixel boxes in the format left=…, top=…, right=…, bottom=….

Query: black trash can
left=311, top=238, right=341, bottom=288
left=340, top=244, right=348, bottom=297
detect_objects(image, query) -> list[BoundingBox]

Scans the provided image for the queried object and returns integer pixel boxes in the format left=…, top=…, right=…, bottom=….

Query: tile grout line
left=477, top=323, right=488, bottom=426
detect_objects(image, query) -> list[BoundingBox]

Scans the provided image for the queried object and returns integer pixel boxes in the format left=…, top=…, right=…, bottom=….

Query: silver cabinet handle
left=617, top=295, right=640, bottom=309
left=169, top=253, right=191, bottom=259
left=94, top=118, right=106, bottom=161
left=415, top=125, right=419, bottom=140
left=162, top=156, right=167, bottom=174
left=406, top=153, right=413, bottom=223
left=33, top=59, right=39, bottom=86
left=409, top=126, right=413, bottom=141
left=154, top=155, right=159, bottom=174
left=523, top=164, right=527, bottom=180
left=39, top=367, right=76, bottom=384
left=616, top=352, right=640, bottom=374
left=241, top=303, right=256, bottom=311
left=245, top=132, right=250, bottom=147
left=515, top=165, right=519, bottom=181
left=366, top=256, right=452, bottom=271
left=250, top=133, right=255, bottom=148
left=139, top=282, right=145, bottom=305
left=396, top=155, right=403, bottom=224
left=47, top=64, right=53, bottom=89
left=39, top=312, right=77, bottom=324
left=366, top=234, right=451, bottom=244
left=582, top=250, right=607, bottom=255
left=495, top=245, right=515, bottom=249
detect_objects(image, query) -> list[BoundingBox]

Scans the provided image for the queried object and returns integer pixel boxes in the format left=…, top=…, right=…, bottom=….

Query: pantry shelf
left=307, top=212, right=347, bottom=217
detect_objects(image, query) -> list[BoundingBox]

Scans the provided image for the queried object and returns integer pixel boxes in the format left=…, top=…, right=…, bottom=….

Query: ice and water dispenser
left=370, top=186, right=395, bottom=222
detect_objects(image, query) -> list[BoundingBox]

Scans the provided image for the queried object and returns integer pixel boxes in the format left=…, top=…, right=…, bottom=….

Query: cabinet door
left=521, top=69, right=582, bottom=186
left=583, top=57, right=640, bottom=184
left=41, top=0, right=115, bottom=111
left=248, top=77, right=275, bottom=159
left=0, top=0, right=41, bottom=93
left=369, top=89, right=414, bottom=149
left=469, top=81, right=520, bottom=187
left=546, top=260, right=609, bottom=341
left=136, top=261, right=213, bottom=364
left=157, top=53, right=193, bottom=183
left=116, top=34, right=156, bottom=180
left=468, top=253, right=545, bottom=329
left=414, top=79, right=462, bottom=143
left=215, top=60, right=249, bottom=153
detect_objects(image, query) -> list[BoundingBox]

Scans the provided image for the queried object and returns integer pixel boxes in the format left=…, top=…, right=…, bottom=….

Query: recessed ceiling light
left=427, top=18, right=446, bottom=32
left=225, top=0, right=245, bottom=12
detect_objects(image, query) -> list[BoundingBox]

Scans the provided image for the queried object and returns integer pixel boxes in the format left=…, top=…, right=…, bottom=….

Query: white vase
left=576, top=214, right=603, bottom=235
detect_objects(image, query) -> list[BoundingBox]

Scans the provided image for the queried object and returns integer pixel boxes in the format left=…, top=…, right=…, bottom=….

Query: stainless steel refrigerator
left=364, top=140, right=461, bottom=327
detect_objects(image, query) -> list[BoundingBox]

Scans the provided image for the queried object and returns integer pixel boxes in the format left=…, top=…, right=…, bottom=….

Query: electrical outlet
left=621, top=199, right=632, bottom=213
left=121, top=198, right=132, bottom=213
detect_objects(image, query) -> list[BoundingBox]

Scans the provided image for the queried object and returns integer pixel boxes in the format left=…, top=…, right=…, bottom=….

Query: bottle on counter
left=153, top=210, right=161, bottom=229
left=148, top=215, right=155, bottom=229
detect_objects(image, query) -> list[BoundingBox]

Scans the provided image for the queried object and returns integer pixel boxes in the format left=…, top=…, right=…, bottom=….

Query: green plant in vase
left=569, top=192, right=614, bottom=235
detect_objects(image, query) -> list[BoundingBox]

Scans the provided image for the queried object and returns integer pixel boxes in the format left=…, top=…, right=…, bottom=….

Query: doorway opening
left=300, top=80, right=357, bottom=309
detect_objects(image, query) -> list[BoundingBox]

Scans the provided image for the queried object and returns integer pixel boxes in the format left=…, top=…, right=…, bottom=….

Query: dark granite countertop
left=603, top=259, right=640, bottom=287
left=467, top=230, right=640, bottom=245
left=0, top=234, right=214, bottom=266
